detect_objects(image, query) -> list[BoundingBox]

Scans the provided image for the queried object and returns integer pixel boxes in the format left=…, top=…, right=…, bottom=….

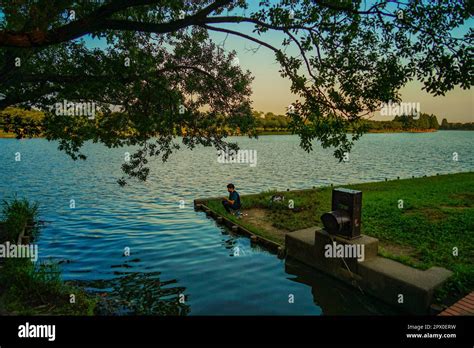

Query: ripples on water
left=0, top=132, right=472, bottom=315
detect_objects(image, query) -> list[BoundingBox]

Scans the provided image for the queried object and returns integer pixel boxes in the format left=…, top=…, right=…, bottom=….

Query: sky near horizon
left=203, top=1, right=473, bottom=123
left=212, top=28, right=473, bottom=123
left=81, top=1, right=474, bottom=123
left=85, top=27, right=474, bottom=123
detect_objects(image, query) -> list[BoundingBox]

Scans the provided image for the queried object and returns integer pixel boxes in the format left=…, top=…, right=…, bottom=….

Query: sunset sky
left=205, top=5, right=473, bottom=123
left=226, top=43, right=473, bottom=123
left=88, top=27, right=473, bottom=122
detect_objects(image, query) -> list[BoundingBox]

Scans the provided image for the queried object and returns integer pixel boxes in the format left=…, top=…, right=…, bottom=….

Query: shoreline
left=198, top=172, right=474, bottom=313
left=2, top=129, right=473, bottom=139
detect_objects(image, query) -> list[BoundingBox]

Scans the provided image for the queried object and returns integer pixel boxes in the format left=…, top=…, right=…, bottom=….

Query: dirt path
left=241, top=208, right=289, bottom=242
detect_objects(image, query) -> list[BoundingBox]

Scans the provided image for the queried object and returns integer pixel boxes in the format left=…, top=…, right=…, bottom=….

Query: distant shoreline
left=254, top=129, right=472, bottom=136
left=1, top=128, right=473, bottom=139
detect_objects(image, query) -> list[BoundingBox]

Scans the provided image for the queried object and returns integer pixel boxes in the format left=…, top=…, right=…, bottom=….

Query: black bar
left=0, top=315, right=472, bottom=346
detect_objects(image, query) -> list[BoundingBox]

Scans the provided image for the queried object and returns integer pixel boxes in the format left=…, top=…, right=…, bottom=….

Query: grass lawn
left=206, top=172, right=474, bottom=303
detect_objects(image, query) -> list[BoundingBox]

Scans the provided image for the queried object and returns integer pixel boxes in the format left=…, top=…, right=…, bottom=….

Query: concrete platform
left=358, top=258, right=453, bottom=314
left=286, top=227, right=379, bottom=279
left=285, top=227, right=453, bottom=314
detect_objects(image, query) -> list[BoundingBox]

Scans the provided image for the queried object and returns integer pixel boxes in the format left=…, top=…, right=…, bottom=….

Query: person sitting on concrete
left=222, top=183, right=241, bottom=215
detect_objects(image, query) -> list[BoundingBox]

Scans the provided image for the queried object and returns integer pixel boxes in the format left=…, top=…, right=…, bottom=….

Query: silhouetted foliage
left=0, top=1, right=471, bottom=183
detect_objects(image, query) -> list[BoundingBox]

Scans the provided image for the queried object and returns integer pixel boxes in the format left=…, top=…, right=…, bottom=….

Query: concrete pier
left=194, top=201, right=281, bottom=254
left=286, top=227, right=453, bottom=314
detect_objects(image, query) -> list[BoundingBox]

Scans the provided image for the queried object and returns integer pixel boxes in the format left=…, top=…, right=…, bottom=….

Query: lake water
left=0, top=131, right=472, bottom=315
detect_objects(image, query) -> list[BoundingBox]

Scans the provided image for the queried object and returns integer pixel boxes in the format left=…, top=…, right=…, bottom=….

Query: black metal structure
left=321, top=188, right=362, bottom=239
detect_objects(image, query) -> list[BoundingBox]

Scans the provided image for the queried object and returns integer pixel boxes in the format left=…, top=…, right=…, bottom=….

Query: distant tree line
left=440, top=118, right=474, bottom=130
left=1, top=108, right=472, bottom=138
left=252, top=111, right=290, bottom=132
left=251, top=111, right=444, bottom=133
left=360, top=113, right=440, bottom=132
left=0, top=107, right=44, bottom=138
left=251, top=111, right=474, bottom=133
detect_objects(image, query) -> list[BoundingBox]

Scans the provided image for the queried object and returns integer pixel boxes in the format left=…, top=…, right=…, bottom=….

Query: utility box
left=321, top=188, right=362, bottom=239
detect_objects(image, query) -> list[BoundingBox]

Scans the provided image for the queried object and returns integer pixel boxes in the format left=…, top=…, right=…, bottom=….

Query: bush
left=0, top=259, right=96, bottom=315
left=1, top=197, right=39, bottom=241
left=0, top=197, right=97, bottom=315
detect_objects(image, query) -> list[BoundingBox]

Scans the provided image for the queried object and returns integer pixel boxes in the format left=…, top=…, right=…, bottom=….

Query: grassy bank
left=207, top=172, right=474, bottom=303
left=254, top=129, right=441, bottom=135
left=0, top=198, right=96, bottom=315
left=0, top=131, right=16, bottom=138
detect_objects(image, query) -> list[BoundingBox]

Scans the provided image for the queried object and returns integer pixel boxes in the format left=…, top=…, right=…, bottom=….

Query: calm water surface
left=1, top=131, right=472, bottom=315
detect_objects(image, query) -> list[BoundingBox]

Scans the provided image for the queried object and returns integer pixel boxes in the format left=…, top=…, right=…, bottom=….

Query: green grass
left=0, top=197, right=97, bottom=315
left=1, top=196, right=39, bottom=241
left=0, top=258, right=96, bottom=315
left=207, top=172, right=474, bottom=303
left=207, top=197, right=287, bottom=245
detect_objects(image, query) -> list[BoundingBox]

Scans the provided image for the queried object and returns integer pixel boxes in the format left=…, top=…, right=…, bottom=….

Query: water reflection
left=73, top=272, right=190, bottom=316
left=285, top=258, right=400, bottom=315
left=220, top=228, right=268, bottom=257
left=218, top=224, right=397, bottom=315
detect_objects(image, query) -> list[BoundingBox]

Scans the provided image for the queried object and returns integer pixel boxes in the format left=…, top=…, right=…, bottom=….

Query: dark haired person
left=222, top=183, right=241, bottom=216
